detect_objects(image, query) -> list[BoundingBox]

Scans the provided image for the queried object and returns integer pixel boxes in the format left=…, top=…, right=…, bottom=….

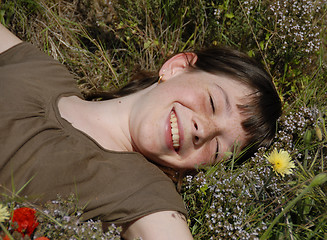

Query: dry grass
left=1, top=0, right=327, bottom=239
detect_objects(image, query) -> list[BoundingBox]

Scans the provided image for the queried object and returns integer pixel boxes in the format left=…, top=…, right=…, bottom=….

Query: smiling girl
left=0, top=23, right=281, bottom=239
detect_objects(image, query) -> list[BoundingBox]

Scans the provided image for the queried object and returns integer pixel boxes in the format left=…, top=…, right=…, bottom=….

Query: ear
left=159, top=52, right=197, bottom=81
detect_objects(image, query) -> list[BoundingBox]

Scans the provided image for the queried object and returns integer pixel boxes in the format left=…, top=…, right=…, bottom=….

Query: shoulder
left=0, top=24, right=23, bottom=54
left=0, top=41, right=80, bottom=102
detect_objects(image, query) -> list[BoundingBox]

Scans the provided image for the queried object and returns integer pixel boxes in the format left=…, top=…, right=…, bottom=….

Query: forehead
left=209, top=73, right=252, bottom=98
left=186, top=69, right=252, bottom=96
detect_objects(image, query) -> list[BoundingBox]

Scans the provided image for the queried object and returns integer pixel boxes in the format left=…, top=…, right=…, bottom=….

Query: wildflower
left=11, top=207, right=39, bottom=237
left=265, top=149, right=295, bottom=177
left=0, top=203, right=10, bottom=223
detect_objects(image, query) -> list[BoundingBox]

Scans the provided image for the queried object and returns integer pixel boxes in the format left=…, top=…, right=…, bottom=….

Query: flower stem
left=257, top=168, right=274, bottom=200
left=0, top=222, right=14, bottom=240
left=260, top=173, right=327, bottom=240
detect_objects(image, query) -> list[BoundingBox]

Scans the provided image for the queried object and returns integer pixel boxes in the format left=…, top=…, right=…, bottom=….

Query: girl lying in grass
left=0, top=23, right=281, bottom=239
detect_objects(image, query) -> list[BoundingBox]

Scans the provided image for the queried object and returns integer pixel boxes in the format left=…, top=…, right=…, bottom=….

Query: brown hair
left=192, top=47, right=282, bottom=154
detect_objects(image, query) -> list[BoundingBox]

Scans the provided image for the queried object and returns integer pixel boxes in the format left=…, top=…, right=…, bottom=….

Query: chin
left=155, top=156, right=187, bottom=170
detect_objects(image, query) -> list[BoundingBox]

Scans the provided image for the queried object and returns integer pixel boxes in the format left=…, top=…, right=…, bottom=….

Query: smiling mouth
left=170, top=110, right=180, bottom=151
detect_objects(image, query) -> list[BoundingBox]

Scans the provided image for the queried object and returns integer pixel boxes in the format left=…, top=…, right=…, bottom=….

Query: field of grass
left=0, top=0, right=327, bottom=239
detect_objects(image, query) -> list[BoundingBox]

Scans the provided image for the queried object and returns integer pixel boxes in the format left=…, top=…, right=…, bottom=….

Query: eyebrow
left=215, top=84, right=231, bottom=112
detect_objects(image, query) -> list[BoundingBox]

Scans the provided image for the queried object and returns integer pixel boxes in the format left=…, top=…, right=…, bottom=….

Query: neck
left=58, top=86, right=155, bottom=152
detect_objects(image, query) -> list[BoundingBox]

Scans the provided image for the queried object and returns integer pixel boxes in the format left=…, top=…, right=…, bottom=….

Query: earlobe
left=159, top=52, right=197, bottom=81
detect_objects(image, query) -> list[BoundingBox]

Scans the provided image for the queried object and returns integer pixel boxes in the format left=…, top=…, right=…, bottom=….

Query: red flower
left=11, top=207, right=39, bottom=237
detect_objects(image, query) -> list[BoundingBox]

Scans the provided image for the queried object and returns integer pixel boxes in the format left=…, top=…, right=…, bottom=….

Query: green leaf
left=199, top=184, right=208, bottom=195
left=144, top=40, right=152, bottom=49
left=248, top=50, right=255, bottom=57
left=153, top=39, right=159, bottom=46
left=0, top=10, right=5, bottom=25
left=259, top=41, right=265, bottom=50
left=225, top=13, right=234, bottom=18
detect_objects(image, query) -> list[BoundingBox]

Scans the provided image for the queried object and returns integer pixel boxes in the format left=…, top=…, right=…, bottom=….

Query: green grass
left=1, top=0, right=327, bottom=239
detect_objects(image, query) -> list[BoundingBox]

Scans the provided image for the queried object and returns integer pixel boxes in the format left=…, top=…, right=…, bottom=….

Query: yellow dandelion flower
left=0, top=203, right=10, bottom=223
left=265, top=148, right=295, bottom=177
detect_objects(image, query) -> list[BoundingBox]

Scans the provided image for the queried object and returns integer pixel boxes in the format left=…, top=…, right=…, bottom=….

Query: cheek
left=183, top=145, right=214, bottom=169
left=166, top=81, right=206, bottom=108
left=130, top=114, right=160, bottom=153
left=229, top=120, right=246, bottom=145
left=177, top=91, right=207, bottom=113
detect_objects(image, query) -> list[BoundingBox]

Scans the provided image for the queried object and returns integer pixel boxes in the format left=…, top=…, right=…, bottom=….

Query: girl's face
left=129, top=55, right=252, bottom=169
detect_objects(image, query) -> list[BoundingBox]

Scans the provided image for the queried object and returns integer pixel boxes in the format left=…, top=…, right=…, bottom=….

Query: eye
left=209, top=94, right=215, bottom=113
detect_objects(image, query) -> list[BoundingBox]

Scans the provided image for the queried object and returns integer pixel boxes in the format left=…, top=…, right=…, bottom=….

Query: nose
left=192, top=115, right=220, bottom=146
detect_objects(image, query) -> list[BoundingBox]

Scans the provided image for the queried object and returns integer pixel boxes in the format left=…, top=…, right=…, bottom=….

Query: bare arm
left=122, top=211, right=193, bottom=240
left=0, top=23, right=23, bottom=54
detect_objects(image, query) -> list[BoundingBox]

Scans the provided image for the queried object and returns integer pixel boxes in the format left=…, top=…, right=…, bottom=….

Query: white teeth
left=170, top=111, right=180, bottom=150
left=171, top=116, right=177, bottom=123
left=172, top=133, right=179, bottom=141
left=171, top=127, right=178, bottom=135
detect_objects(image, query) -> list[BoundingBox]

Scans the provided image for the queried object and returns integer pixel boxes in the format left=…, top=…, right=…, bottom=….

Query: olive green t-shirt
left=0, top=42, right=186, bottom=224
